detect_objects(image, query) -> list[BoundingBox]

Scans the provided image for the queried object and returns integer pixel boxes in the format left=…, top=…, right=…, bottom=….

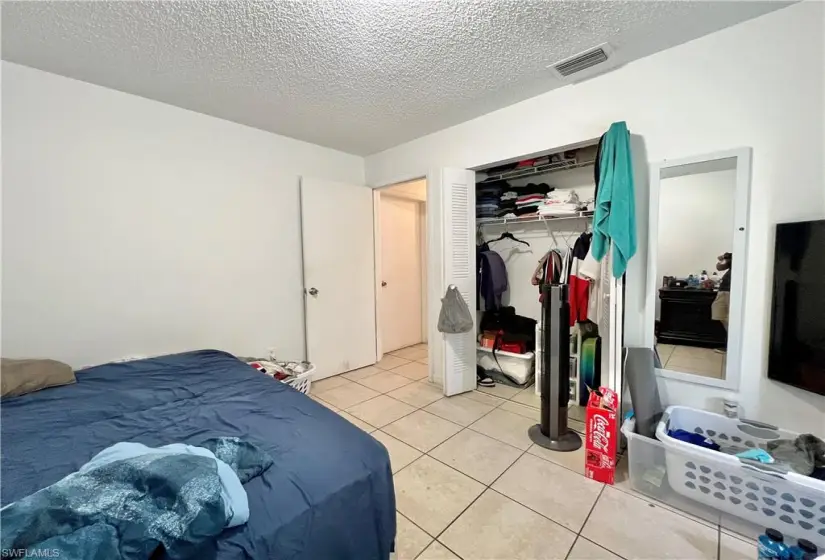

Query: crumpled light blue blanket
left=80, top=441, right=251, bottom=527
left=1, top=436, right=273, bottom=560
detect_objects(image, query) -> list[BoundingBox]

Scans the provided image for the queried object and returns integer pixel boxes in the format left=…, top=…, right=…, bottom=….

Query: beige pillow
left=1, top=358, right=76, bottom=398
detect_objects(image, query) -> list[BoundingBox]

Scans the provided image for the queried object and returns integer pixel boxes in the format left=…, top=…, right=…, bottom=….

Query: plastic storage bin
left=476, top=346, right=534, bottom=385
left=620, top=417, right=723, bottom=527
left=656, top=406, right=825, bottom=547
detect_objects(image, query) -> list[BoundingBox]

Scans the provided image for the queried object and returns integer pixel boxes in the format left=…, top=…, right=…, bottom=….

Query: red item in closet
left=480, top=331, right=527, bottom=354
left=498, top=340, right=527, bottom=354
left=568, top=274, right=590, bottom=326
left=479, top=332, right=498, bottom=349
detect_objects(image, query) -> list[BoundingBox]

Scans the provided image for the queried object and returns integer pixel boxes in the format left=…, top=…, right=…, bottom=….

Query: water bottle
left=757, top=529, right=789, bottom=560
left=788, top=539, right=818, bottom=560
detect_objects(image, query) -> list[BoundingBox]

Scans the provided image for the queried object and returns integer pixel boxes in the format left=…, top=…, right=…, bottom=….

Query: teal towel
left=592, top=121, right=637, bottom=277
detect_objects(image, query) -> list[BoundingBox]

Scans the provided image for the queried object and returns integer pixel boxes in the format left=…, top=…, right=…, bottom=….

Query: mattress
left=0, top=350, right=396, bottom=560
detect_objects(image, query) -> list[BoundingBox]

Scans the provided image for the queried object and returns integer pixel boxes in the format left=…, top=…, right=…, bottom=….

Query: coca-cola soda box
left=584, top=385, right=619, bottom=484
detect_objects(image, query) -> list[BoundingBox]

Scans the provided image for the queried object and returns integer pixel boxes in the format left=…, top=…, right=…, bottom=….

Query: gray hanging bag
left=437, top=285, right=474, bottom=334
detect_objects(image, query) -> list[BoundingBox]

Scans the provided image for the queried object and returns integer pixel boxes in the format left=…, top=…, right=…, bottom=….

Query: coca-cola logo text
left=590, top=415, right=611, bottom=453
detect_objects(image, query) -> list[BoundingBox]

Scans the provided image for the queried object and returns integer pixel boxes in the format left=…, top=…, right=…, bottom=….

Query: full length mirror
left=647, top=149, right=751, bottom=388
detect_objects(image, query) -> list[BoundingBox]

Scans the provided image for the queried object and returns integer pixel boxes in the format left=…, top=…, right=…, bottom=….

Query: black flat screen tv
left=768, top=219, right=825, bottom=396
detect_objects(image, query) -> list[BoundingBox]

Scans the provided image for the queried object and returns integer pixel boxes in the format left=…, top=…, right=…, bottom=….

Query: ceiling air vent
left=550, top=43, right=614, bottom=80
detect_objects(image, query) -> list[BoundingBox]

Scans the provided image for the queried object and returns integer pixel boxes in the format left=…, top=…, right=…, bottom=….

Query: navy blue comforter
left=1, top=350, right=396, bottom=560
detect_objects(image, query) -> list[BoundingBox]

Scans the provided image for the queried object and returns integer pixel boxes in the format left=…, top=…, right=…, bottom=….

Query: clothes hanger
left=489, top=231, right=530, bottom=247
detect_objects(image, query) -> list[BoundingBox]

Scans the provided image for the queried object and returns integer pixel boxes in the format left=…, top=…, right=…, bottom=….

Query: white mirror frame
left=644, top=147, right=752, bottom=390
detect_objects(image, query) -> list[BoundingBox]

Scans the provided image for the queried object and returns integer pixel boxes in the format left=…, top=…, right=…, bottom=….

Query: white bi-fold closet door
left=428, top=168, right=625, bottom=399
left=426, top=168, right=477, bottom=396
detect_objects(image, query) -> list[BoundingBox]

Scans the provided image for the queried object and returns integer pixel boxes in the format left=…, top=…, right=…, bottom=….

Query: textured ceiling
left=2, top=1, right=790, bottom=155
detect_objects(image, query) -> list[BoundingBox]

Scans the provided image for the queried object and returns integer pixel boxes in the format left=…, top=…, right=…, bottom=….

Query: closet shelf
left=477, top=211, right=594, bottom=228
left=478, top=158, right=596, bottom=183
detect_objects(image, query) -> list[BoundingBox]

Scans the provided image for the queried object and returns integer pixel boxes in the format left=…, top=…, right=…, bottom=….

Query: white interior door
left=380, top=195, right=423, bottom=353
left=301, top=177, right=376, bottom=380
left=427, top=168, right=476, bottom=396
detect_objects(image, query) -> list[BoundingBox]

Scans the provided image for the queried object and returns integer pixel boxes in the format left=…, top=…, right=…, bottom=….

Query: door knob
left=381, top=281, right=387, bottom=287
left=308, top=287, right=319, bottom=296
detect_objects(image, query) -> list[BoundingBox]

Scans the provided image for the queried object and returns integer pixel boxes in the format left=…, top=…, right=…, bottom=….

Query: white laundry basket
left=656, top=406, right=825, bottom=547
left=247, top=359, right=316, bottom=395
left=284, top=364, right=315, bottom=394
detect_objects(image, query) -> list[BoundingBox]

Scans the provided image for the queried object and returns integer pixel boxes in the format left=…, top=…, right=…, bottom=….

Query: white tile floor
left=313, top=343, right=757, bottom=560
left=657, top=343, right=727, bottom=379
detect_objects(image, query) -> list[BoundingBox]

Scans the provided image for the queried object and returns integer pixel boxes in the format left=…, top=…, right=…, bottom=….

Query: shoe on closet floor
left=477, top=367, right=495, bottom=387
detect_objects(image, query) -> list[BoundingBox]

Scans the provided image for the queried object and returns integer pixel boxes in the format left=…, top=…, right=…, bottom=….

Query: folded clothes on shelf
left=476, top=180, right=512, bottom=218
left=513, top=206, right=540, bottom=216
left=512, top=182, right=553, bottom=195
left=477, top=198, right=498, bottom=204
left=516, top=194, right=545, bottom=205
left=538, top=206, right=579, bottom=216
left=537, top=190, right=584, bottom=216
left=478, top=178, right=510, bottom=188
left=477, top=188, right=504, bottom=201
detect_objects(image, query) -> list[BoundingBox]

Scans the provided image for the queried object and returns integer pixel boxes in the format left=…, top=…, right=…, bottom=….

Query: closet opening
left=473, top=142, right=615, bottom=431
left=373, top=179, right=428, bottom=361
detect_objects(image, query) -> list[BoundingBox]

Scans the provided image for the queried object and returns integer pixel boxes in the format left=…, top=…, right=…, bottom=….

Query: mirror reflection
left=655, top=158, right=737, bottom=380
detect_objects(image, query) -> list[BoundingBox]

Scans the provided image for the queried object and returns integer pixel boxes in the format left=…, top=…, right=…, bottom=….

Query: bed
left=0, top=349, right=396, bottom=559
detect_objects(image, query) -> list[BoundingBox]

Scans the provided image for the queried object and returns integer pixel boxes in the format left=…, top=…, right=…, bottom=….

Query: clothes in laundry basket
left=735, top=448, right=775, bottom=464
left=765, top=434, right=825, bottom=476
left=667, top=429, right=720, bottom=451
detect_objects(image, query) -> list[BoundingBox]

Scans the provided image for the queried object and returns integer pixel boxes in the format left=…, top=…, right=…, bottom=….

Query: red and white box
left=584, top=386, right=619, bottom=484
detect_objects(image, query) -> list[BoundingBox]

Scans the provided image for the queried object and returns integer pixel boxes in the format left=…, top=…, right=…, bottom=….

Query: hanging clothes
left=476, top=241, right=489, bottom=310
left=532, top=248, right=567, bottom=305
left=593, top=133, right=606, bottom=204
left=479, top=250, right=508, bottom=310
left=592, top=121, right=637, bottom=278
left=567, top=232, right=593, bottom=326
left=578, top=242, right=602, bottom=326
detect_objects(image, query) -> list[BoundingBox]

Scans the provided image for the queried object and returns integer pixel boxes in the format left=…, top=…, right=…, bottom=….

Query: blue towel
left=592, top=121, right=637, bottom=277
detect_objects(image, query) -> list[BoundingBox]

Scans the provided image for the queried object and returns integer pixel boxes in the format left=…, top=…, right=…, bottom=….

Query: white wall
left=365, top=2, right=825, bottom=433
left=658, top=170, right=736, bottom=279
left=1, top=62, right=365, bottom=367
